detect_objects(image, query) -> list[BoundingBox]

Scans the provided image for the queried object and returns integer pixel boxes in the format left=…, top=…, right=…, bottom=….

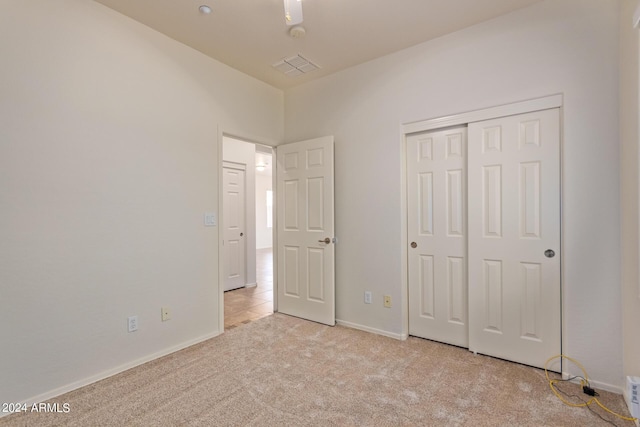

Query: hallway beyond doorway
left=224, top=248, right=273, bottom=329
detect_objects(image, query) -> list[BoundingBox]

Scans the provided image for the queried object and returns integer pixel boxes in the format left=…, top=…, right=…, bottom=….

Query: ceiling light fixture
left=284, top=0, right=303, bottom=26
left=199, top=5, right=212, bottom=15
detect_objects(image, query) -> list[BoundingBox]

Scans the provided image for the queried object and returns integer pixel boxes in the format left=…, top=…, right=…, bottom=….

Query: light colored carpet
left=2, top=313, right=634, bottom=426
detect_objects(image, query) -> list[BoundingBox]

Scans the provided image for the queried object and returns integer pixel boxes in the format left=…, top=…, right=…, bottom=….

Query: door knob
left=411, top=242, right=417, bottom=248
left=240, top=232, right=244, bottom=237
left=318, top=237, right=331, bottom=244
left=544, top=249, right=555, bottom=258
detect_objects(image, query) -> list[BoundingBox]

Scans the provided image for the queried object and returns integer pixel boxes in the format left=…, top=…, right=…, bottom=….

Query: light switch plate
left=204, top=212, right=216, bottom=226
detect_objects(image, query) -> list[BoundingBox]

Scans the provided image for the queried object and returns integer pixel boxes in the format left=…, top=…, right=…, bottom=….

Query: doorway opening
left=222, top=137, right=274, bottom=330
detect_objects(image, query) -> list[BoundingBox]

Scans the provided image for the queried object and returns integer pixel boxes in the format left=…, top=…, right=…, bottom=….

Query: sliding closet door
left=467, top=108, right=560, bottom=368
left=407, top=127, right=468, bottom=347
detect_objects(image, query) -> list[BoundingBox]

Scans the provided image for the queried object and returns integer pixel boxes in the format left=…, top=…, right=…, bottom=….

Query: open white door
left=276, top=136, right=335, bottom=326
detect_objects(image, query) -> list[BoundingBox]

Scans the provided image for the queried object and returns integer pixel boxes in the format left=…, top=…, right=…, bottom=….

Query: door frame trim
left=403, top=94, right=563, bottom=134
left=400, top=94, right=564, bottom=343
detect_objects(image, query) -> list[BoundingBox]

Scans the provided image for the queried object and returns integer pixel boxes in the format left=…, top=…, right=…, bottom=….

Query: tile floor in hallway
left=224, top=247, right=273, bottom=329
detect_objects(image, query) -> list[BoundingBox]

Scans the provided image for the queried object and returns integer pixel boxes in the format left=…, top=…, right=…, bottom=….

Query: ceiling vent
left=272, top=54, right=320, bottom=77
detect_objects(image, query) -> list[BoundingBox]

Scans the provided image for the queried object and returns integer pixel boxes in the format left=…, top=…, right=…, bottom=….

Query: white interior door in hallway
left=223, top=165, right=246, bottom=291
left=407, top=108, right=561, bottom=370
left=276, top=136, right=335, bottom=326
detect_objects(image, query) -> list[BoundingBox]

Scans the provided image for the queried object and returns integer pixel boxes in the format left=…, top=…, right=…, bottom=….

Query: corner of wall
left=620, top=0, right=640, bottom=390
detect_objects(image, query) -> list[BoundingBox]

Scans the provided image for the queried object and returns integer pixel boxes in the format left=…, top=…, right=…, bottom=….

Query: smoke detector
left=289, top=26, right=306, bottom=39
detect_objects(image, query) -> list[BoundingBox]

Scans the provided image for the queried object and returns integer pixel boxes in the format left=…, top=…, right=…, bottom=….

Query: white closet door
left=468, top=108, right=561, bottom=368
left=408, top=127, right=468, bottom=347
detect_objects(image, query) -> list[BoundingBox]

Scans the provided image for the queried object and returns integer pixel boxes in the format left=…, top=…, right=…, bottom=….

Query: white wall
left=620, top=0, right=640, bottom=399
left=0, top=0, right=282, bottom=405
left=256, top=173, right=274, bottom=249
left=285, top=0, right=623, bottom=388
left=222, top=137, right=257, bottom=286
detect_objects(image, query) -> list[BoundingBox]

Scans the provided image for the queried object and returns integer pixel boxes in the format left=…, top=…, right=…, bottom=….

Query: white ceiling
left=94, top=0, right=543, bottom=90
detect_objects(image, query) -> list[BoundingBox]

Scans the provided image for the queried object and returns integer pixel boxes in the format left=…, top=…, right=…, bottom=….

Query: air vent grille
left=272, top=54, right=320, bottom=77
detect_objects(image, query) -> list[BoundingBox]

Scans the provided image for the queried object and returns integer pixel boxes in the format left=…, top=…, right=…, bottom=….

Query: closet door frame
left=400, top=94, right=563, bottom=341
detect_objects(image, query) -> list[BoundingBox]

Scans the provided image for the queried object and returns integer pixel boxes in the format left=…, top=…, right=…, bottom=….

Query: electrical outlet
left=161, top=307, right=171, bottom=322
left=383, top=295, right=392, bottom=308
left=127, top=316, right=138, bottom=332
left=364, top=291, right=372, bottom=304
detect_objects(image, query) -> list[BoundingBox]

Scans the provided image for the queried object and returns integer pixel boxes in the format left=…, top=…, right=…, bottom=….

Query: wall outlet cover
left=364, top=291, right=372, bottom=304
left=127, top=316, right=138, bottom=332
left=383, top=295, right=392, bottom=308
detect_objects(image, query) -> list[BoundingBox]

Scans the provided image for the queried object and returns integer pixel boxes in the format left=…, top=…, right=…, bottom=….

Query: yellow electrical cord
left=544, top=354, right=637, bottom=423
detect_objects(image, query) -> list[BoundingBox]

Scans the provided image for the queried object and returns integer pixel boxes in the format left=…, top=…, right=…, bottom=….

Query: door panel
left=408, top=127, right=468, bottom=347
left=223, top=167, right=246, bottom=291
left=283, top=246, right=300, bottom=297
left=468, top=108, right=560, bottom=368
left=284, top=180, right=299, bottom=229
left=448, top=256, right=465, bottom=323
left=277, top=136, right=335, bottom=326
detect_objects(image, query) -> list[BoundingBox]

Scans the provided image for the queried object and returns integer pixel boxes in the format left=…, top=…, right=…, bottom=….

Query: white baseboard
left=245, top=282, right=258, bottom=288
left=562, top=372, right=623, bottom=394
left=336, top=319, right=408, bottom=341
left=0, top=330, right=222, bottom=419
